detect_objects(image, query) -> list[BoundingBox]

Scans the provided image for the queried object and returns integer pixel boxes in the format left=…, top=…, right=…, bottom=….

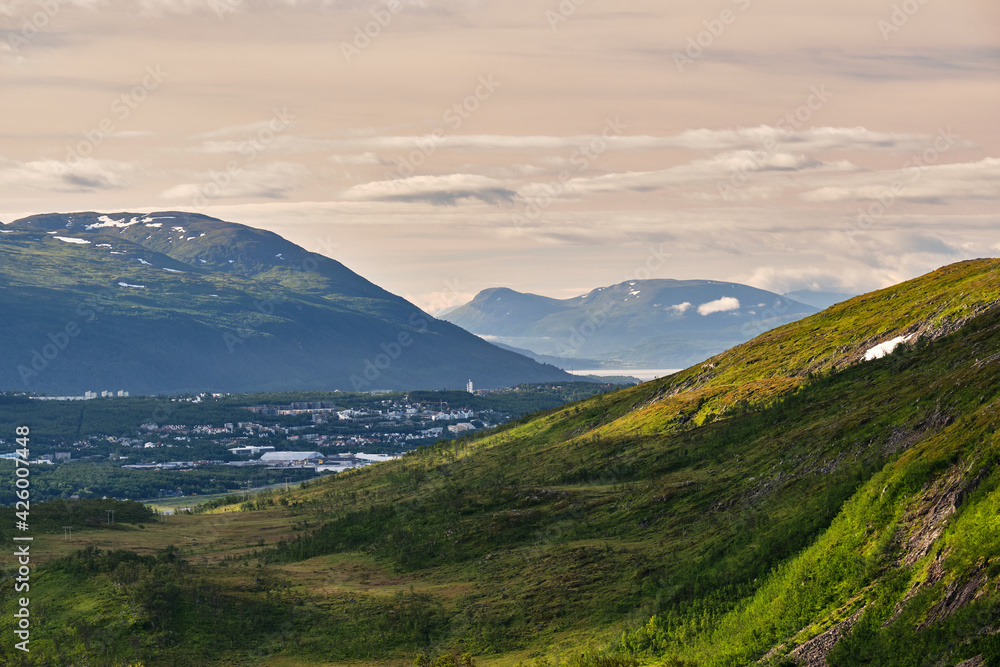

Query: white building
left=229, top=445, right=276, bottom=456
left=259, top=451, right=324, bottom=465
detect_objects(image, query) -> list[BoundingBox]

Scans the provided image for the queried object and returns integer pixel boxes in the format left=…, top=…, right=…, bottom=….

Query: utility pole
left=63, top=526, right=72, bottom=542
left=106, top=509, right=115, bottom=526
left=284, top=477, right=291, bottom=491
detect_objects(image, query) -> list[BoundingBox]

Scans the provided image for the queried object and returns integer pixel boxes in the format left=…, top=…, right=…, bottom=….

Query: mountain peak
left=443, top=278, right=817, bottom=367
left=0, top=211, right=574, bottom=394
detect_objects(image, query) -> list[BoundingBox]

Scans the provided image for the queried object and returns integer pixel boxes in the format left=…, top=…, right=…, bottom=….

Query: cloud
left=800, top=158, right=1000, bottom=204
left=193, top=119, right=291, bottom=140
left=668, top=302, right=692, bottom=314
left=0, top=0, right=103, bottom=16
left=697, top=297, right=740, bottom=316
left=0, top=157, right=134, bottom=192
left=543, top=151, right=853, bottom=199
left=187, top=126, right=973, bottom=157
left=677, top=47, right=1000, bottom=82
left=130, top=0, right=473, bottom=18
left=328, top=152, right=383, bottom=165
left=341, top=174, right=517, bottom=206
left=159, top=161, right=308, bottom=201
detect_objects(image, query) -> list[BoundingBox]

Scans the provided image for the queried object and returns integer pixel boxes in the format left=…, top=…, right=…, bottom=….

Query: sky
left=1, top=0, right=998, bottom=312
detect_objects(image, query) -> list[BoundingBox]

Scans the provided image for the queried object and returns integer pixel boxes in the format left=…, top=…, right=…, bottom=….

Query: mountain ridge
left=442, top=278, right=819, bottom=368
left=1, top=211, right=574, bottom=394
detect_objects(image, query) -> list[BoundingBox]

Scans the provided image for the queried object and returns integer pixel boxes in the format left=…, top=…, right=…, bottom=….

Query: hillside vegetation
left=2, top=259, right=999, bottom=666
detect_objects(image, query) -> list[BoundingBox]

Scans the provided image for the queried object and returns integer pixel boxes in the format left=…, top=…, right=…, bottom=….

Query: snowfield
left=85, top=215, right=139, bottom=230
left=864, top=335, right=913, bottom=361
left=54, top=236, right=91, bottom=244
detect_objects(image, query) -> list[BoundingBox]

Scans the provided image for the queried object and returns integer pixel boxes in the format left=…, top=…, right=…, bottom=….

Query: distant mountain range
left=782, top=289, right=858, bottom=310
left=0, top=212, right=573, bottom=394
left=441, top=280, right=819, bottom=369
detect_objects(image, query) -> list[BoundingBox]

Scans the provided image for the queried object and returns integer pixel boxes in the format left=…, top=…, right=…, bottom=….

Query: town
left=0, top=382, right=622, bottom=503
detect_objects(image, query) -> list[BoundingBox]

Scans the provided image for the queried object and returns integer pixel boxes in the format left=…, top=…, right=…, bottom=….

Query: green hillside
left=2, top=259, right=999, bottom=666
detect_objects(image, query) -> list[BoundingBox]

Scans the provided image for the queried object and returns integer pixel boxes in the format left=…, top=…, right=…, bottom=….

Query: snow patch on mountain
left=85, top=215, right=138, bottom=230
left=864, top=335, right=913, bottom=361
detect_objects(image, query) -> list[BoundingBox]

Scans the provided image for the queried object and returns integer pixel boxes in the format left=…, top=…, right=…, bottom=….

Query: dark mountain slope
left=0, top=212, right=573, bottom=394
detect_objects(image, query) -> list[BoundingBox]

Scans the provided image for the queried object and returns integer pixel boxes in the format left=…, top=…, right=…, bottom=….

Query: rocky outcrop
left=918, top=561, right=989, bottom=630
left=787, top=607, right=865, bottom=666
left=901, top=464, right=983, bottom=567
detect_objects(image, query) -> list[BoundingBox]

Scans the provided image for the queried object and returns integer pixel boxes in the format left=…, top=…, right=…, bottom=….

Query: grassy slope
left=2, top=259, right=1000, bottom=666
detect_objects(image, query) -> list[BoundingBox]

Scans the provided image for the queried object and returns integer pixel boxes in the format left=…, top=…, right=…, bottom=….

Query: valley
left=2, top=259, right=998, bottom=666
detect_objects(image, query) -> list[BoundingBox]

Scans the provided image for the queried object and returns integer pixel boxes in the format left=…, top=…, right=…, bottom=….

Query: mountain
left=6, top=259, right=1000, bottom=666
left=0, top=211, right=574, bottom=394
left=442, top=279, right=819, bottom=369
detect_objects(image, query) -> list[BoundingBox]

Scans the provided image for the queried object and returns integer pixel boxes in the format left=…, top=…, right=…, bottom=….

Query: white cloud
left=0, top=0, right=103, bottom=16
left=186, top=126, right=972, bottom=157
left=342, top=174, right=516, bottom=206
left=0, top=157, right=134, bottom=192
left=328, top=152, right=382, bottom=165
left=159, top=162, right=308, bottom=201
left=800, top=158, right=1000, bottom=204
left=668, top=302, right=692, bottom=314
left=545, top=151, right=855, bottom=199
left=697, top=297, right=740, bottom=316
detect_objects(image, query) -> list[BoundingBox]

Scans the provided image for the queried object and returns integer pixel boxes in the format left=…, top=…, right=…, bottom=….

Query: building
left=258, top=451, right=324, bottom=466
left=228, top=445, right=276, bottom=457
left=467, top=379, right=474, bottom=393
